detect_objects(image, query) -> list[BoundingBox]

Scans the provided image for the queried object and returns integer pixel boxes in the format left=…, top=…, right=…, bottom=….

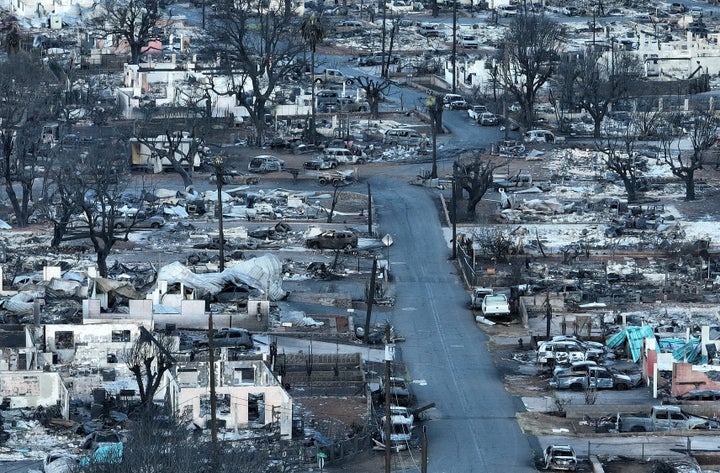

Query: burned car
left=305, top=230, right=358, bottom=250
left=549, top=366, right=636, bottom=391
left=380, top=377, right=413, bottom=407
left=194, top=328, right=254, bottom=350
left=303, top=157, right=338, bottom=170
left=543, top=445, right=577, bottom=471
left=209, top=170, right=259, bottom=185
left=113, top=213, right=165, bottom=230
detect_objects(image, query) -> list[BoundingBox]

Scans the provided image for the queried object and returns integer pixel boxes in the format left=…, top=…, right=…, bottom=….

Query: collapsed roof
left=156, top=253, right=286, bottom=300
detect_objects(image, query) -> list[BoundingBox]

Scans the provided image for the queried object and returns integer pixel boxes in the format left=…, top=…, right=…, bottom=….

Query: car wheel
left=357, top=158, right=365, bottom=164
left=569, top=383, right=584, bottom=392
left=318, top=177, right=328, bottom=186
left=309, top=242, right=320, bottom=249
left=345, top=243, right=355, bottom=250
left=345, top=79, right=354, bottom=86
left=114, top=223, right=125, bottom=230
left=150, top=222, right=160, bottom=229
left=615, top=383, right=628, bottom=390
left=330, top=162, right=337, bottom=169
left=630, top=425, right=646, bottom=432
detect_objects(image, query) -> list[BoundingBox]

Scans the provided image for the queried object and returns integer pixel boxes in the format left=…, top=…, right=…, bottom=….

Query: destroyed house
left=0, top=326, right=37, bottom=371
left=0, top=371, right=69, bottom=417
left=118, top=63, right=251, bottom=122
left=164, top=358, right=293, bottom=439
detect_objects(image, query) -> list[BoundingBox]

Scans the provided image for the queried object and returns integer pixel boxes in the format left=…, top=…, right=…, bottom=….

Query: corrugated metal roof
left=606, top=326, right=655, bottom=362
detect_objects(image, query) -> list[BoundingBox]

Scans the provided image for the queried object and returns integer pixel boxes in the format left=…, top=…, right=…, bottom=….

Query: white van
left=323, top=147, right=366, bottom=164
left=442, top=93, right=463, bottom=106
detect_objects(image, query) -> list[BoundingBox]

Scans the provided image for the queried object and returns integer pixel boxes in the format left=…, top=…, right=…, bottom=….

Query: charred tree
left=354, top=76, right=393, bottom=119
left=210, top=0, right=305, bottom=146
left=497, top=13, right=563, bottom=130
left=92, top=0, right=165, bottom=65
left=124, top=330, right=175, bottom=410
left=0, top=52, right=62, bottom=227
left=661, top=109, right=718, bottom=201
left=454, top=155, right=509, bottom=218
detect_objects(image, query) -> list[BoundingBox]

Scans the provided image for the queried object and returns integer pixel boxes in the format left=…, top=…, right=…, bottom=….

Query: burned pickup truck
left=617, top=406, right=720, bottom=432
left=550, top=365, right=638, bottom=391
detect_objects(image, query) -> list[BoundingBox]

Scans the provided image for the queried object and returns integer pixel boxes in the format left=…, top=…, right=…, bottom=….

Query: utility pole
left=214, top=155, right=225, bottom=272
left=367, top=183, right=373, bottom=235
left=208, top=311, right=218, bottom=444
left=421, top=425, right=428, bottom=473
left=364, top=256, right=378, bottom=344
left=384, top=326, right=394, bottom=473
left=451, top=0, right=458, bottom=93
left=426, top=94, right=442, bottom=179
left=451, top=176, right=457, bottom=259
left=381, top=0, right=388, bottom=79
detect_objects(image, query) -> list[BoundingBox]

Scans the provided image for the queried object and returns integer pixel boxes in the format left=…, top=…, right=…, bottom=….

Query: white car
left=524, top=129, right=557, bottom=143
left=458, top=34, right=479, bottom=49
left=468, top=105, right=488, bottom=121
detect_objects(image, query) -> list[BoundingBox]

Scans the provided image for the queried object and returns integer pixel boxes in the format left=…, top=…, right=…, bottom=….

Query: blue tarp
left=606, top=326, right=655, bottom=362
left=79, top=443, right=123, bottom=466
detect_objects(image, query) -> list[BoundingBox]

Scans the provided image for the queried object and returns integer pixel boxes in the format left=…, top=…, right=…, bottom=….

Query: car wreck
left=543, top=445, right=577, bottom=471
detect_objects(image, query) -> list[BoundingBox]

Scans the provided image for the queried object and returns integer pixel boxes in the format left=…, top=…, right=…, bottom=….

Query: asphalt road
left=369, top=176, right=538, bottom=472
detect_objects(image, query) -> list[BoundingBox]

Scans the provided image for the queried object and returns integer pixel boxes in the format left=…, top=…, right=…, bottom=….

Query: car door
left=654, top=409, right=671, bottom=430
left=590, top=368, right=613, bottom=389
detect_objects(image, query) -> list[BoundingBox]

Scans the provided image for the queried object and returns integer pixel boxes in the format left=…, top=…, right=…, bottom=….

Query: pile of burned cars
left=539, top=336, right=642, bottom=391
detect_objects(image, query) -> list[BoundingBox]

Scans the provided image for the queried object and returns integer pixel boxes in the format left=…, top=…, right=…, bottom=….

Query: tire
left=615, top=383, right=629, bottom=391
left=318, top=177, right=328, bottom=186
left=630, top=425, right=646, bottom=432
left=150, top=222, right=160, bottom=229
left=569, top=383, right=584, bottom=392
left=356, top=158, right=365, bottom=164
left=309, top=242, right=320, bottom=249
left=114, top=223, right=125, bottom=230
left=345, top=79, right=354, bottom=86
left=330, top=162, right=337, bottom=169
